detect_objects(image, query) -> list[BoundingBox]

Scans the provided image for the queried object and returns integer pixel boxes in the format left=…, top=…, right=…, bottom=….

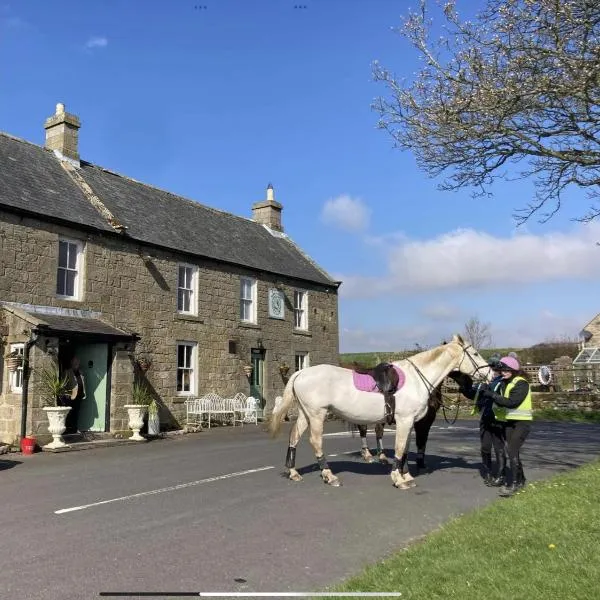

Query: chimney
left=252, top=183, right=283, bottom=232
left=44, top=102, right=81, bottom=163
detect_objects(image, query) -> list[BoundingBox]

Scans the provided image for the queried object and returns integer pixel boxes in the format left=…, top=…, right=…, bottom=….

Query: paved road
left=1, top=419, right=599, bottom=599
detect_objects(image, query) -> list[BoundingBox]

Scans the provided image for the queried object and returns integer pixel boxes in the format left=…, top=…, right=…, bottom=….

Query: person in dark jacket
left=457, top=354, right=532, bottom=497
left=451, top=354, right=506, bottom=486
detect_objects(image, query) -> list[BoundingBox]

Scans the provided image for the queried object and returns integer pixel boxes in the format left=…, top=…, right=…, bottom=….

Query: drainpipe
left=20, top=330, right=40, bottom=440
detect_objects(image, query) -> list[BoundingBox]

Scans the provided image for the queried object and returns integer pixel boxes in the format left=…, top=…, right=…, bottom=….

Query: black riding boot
left=515, top=461, right=526, bottom=489
left=499, top=460, right=519, bottom=497
left=481, top=451, right=493, bottom=486
left=490, top=452, right=506, bottom=487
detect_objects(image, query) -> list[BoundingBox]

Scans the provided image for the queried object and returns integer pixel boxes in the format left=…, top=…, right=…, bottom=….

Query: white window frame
left=240, top=277, right=257, bottom=324
left=177, top=263, right=199, bottom=315
left=176, top=342, right=197, bottom=396
left=56, top=238, right=84, bottom=300
left=293, top=290, right=308, bottom=330
left=8, top=343, right=25, bottom=393
left=295, top=351, right=309, bottom=372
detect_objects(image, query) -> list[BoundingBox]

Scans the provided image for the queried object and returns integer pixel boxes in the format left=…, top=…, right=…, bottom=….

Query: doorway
left=250, top=348, right=265, bottom=407
left=60, top=342, right=110, bottom=432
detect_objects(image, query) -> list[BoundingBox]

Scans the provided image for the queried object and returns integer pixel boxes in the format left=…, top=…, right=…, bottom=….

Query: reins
left=405, top=345, right=489, bottom=425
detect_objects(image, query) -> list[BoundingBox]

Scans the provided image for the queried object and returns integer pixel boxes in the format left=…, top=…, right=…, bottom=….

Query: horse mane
left=393, top=344, right=453, bottom=368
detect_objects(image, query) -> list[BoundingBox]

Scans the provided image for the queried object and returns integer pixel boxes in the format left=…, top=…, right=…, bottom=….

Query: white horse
left=269, top=335, right=491, bottom=489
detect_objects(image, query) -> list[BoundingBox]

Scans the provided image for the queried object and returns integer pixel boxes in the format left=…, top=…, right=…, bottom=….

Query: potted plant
left=147, top=398, right=160, bottom=436
left=243, top=364, right=253, bottom=378
left=5, top=349, right=23, bottom=373
left=39, top=364, right=72, bottom=450
left=279, top=362, right=290, bottom=378
left=124, top=381, right=150, bottom=441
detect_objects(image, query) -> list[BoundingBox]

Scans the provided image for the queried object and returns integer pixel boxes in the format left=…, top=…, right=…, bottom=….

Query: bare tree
left=373, top=0, right=600, bottom=223
left=463, top=316, right=493, bottom=349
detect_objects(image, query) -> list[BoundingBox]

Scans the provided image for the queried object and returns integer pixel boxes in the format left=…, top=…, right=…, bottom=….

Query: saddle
left=353, top=362, right=400, bottom=426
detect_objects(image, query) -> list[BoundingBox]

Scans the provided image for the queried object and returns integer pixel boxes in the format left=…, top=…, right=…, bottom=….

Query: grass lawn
left=534, top=408, right=600, bottom=424
left=334, top=460, right=600, bottom=599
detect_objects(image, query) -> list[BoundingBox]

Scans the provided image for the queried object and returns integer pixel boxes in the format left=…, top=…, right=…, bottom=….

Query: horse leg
left=414, top=405, right=437, bottom=471
left=286, top=409, right=309, bottom=482
left=375, top=422, right=389, bottom=464
left=308, top=410, right=340, bottom=487
left=357, top=424, right=374, bottom=463
left=391, top=418, right=415, bottom=490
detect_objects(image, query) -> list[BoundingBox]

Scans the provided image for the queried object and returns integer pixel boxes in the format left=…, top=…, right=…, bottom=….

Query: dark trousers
left=59, top=395, right=81, bottom=434
left=504, top=420, right=531, bottom=486
left=480, top=417, right=506, bottom=478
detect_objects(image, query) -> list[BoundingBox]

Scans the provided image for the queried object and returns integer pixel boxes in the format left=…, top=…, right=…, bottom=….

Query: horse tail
left=269, top=370, right=301, bottom=438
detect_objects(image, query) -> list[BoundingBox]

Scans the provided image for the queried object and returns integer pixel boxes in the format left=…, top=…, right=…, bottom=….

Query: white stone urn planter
left=43, top=406, right=72, bottom=449
left=124, top=405, right=148, bottom=441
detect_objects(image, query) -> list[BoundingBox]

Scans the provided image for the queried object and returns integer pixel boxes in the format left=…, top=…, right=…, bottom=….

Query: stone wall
left=0, top=209, right=339, bottom=442
left=532, top=392, right=600, bottom=412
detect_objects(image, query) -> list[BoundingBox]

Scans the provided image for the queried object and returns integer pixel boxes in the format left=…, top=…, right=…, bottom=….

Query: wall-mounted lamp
left=279, top=362, right=290, bottom=378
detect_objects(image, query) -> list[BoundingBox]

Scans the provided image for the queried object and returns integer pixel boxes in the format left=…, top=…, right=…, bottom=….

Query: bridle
left=405, top=343, right=490, bottom=425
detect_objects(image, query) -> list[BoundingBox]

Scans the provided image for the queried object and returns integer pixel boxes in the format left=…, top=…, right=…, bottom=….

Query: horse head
left=450, top=334, right=492, bottom=382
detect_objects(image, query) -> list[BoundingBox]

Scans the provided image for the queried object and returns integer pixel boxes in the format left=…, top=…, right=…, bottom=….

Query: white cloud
left=338, top=223, right=600, bottom=298
left=420, top=303, right=462, bottom=321
left=320, top=195, right=371, bottom=232
left=85, top=36, right=108, bottom=49
left=340, top=324, right=441, bottom=353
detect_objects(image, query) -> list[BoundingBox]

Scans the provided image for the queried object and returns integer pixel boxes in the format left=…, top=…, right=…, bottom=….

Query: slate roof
left=0, top=132, right=337, bottom=287
left=0, top=134, right=114, bottom=233
left=26, top=313, right=136, bottom=339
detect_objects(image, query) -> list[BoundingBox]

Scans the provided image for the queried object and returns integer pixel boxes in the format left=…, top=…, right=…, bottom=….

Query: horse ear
left=453, top=334, right=465, bottom=345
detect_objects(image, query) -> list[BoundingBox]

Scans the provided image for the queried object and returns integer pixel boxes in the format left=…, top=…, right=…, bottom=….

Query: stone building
left=574, top=313, right=600, bottom=366
left=0, top=103, right=340, bottom=445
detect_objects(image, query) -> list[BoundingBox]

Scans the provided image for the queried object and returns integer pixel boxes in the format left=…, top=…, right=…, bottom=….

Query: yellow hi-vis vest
left=494, top=376, right=533, bottom=422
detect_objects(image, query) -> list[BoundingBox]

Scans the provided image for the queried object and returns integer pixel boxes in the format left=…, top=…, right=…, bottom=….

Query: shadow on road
left=0, top=458, right=22, bottom=471
left=293, top=453, right=480, bottom=477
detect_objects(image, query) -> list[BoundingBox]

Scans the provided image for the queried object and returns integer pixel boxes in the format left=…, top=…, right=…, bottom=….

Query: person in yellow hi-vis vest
left=473, top=355, right=532, bottom=497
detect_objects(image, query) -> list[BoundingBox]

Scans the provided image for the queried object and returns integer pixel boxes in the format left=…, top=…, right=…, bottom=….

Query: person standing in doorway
left=64, top=355, right=86, bottom=434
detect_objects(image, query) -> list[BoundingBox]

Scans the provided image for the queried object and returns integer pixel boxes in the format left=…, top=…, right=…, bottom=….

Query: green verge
left=333, top=460, right=600, bottom=600
left=533, top=408, right=600, bottom=424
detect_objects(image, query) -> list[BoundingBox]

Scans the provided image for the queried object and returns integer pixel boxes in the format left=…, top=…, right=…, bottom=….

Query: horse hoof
left=378, top=455, right=390, bottom=465
left=394, top=481, right=412, bottom=490
left=288, top=470, right=303, bottom=482
left=361, top=450, right=374, bottom=463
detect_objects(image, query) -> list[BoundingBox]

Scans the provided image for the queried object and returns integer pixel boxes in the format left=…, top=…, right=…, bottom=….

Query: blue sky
left=1, top=0, right=599, bottom=352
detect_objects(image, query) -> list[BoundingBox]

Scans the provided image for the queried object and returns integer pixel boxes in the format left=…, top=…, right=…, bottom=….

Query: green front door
left=250, top=348, right=265, bottom=407
left=74, top=343, right=109, bottom=432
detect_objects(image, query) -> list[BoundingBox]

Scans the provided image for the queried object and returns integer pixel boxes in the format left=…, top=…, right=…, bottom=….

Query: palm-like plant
left=40, top=364, right=70, bottom=407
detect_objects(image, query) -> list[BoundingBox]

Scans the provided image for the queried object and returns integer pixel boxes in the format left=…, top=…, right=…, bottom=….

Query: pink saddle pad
left=352, top=366, right=406, bottom=393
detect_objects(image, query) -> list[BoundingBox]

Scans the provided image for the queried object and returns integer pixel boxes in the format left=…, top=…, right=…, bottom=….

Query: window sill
left=174, top=394, right=195, bottom=404
left=239, top=322, right=261, bottom=329
left=56, top=295, right=83, bottom=303
left=176, top=314, right=204, bottom=324
left=293, top=329, right=312, bottom=337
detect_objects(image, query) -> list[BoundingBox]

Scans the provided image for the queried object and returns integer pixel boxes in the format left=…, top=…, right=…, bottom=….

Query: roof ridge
left=81, top=161, right=260, bottom=227
left=0, top=130, right=260, bottom=228
left=0, top=131, right=56, bottom=154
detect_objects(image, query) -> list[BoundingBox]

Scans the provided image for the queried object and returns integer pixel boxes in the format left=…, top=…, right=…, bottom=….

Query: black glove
left=449, top=372, right=473, bottom=390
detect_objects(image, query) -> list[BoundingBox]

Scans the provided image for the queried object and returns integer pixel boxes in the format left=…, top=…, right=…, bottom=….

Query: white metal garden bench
left=185, top=392, right=261, bottom=429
